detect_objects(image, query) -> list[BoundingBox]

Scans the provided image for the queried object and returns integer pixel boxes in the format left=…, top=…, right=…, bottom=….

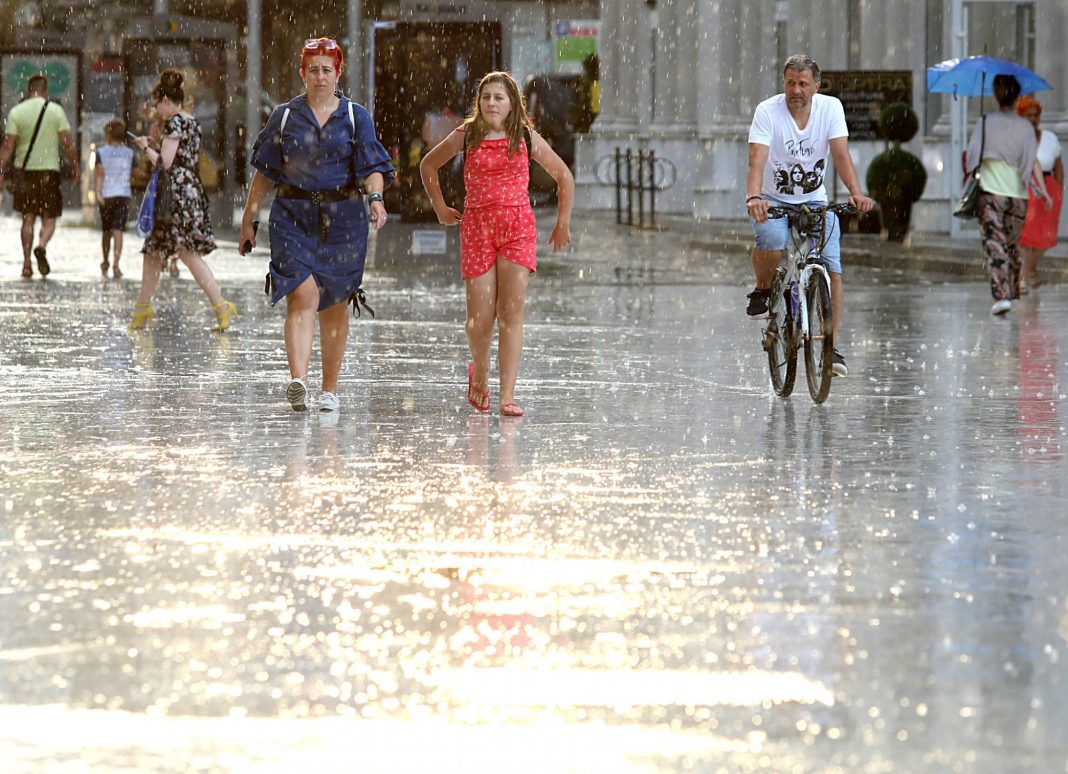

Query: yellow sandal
left=211, top=300, right=238, bottom=333
left=128, top=302, right=154, bottom=330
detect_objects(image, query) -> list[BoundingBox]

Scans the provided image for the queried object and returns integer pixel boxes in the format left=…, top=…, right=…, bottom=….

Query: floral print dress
left=143, top=114, right=215, bottom=256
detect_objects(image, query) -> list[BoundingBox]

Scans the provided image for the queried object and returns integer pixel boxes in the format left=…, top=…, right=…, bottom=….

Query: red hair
left=1016, top=95, right=1041, bottom=116
left=300, top=38, right=344, bottom=73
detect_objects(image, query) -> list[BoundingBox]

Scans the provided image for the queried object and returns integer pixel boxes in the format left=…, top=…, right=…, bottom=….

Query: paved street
left=1, top=210, right=1067, bottom=772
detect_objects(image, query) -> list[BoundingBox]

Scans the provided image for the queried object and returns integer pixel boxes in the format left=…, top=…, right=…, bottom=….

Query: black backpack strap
left=524, top=124, right=533, bottom=181
left=20, top=99, right=51, bottom=171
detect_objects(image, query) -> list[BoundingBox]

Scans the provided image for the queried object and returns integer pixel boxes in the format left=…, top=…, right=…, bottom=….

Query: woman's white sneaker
left=990, top=299, right=1013, bottom=316
left=286, top=378, right=308, bottom=411
left=319, top=391, right=340, bottom=413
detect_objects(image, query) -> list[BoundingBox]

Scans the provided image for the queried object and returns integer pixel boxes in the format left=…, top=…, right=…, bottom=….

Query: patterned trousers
left=978, top=193, right=1027, bottom=301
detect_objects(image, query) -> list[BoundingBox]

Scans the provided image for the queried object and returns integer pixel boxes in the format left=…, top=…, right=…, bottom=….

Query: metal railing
left=596, top=148, right=677, bottom=230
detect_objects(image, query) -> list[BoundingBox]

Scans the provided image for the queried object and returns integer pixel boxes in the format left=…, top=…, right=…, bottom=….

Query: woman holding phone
left=129, top=70, right=236, bottom=331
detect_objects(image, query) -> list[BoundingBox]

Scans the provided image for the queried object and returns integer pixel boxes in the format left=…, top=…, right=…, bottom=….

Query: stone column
left=593, top=0, right=647, bottom=134
left=574, top=0, right=650, bottom=210
left=693, top=0, right=779, bottom=219
left=646, top=0, right=699, bottom=213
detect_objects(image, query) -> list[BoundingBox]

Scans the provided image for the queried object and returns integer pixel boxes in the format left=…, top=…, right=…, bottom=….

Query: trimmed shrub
left=879, top=102, right=919, bottom=144
left=867, top=148, right=928, bottom=206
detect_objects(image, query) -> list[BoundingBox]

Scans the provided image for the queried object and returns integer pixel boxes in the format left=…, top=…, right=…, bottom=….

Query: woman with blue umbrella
left=928, top=56, right=1052, bottom=315
left=963, top=74, right=1039, bottom=316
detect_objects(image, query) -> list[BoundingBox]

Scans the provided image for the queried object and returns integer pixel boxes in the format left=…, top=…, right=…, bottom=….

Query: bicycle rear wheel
left=804, top=273, right=834, bottom=403
left=765, top=272, right=797, bottom=397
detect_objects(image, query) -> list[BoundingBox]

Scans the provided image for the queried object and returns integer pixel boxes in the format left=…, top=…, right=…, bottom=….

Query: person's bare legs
left=135, top=251, right=164, bottom=306
left=1020, top=246, right=1044, bottom=288
left=177, top=250, right=224, bottom=308
left=465, top=265, right=497, bottom=403
left=495, top=258, right=530, bottom=406
left=111, top=229, right=124, bottom=276
left=20, top=214, right=36, bottom=270
left=751, top=247, right=782, bottom=289
left=37, top=217, right=56, bottom=252
left=101, top=232, right=111, bottom=272
left=318, top=301, right=349, bottom=394
left=285, top=276, right=319, bottom=380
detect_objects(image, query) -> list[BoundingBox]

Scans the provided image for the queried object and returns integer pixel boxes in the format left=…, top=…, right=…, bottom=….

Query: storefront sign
left=553, top=20, right=600, bottom=64
left=820, top=71, right=913, bottom=141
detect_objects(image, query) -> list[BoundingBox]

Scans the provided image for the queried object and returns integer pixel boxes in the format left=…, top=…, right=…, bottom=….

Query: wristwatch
left=366, top=191, right=383, bottom=204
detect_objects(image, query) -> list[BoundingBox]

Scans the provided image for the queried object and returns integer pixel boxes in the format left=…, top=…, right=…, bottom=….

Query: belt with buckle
left=277, top=184, right=361, bottom=204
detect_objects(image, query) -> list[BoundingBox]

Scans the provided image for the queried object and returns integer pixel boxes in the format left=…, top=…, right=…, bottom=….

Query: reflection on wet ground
left=0, top=220, right=1066, bottom=771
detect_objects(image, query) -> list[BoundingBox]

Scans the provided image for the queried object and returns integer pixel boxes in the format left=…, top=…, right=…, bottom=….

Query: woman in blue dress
left=239, top=38, right=394, bottom=413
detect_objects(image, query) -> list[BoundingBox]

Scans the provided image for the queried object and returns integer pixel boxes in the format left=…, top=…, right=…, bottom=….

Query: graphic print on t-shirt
left=772, top=152, right=825, bottom=196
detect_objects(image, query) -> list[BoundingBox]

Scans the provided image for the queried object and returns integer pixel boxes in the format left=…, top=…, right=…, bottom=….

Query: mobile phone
left=126, top=131, right=138, bottom=140
left=241, top=220, right=259, bottom=254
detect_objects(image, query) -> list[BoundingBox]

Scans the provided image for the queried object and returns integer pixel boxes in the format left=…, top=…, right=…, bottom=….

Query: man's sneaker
left=319, top=391, right=340, bottom=413
left=746, top=288, right=771, bottom=319
left=286, top=378, right=308, bottom=412
left=990, top=299, right=1013, bottom=316
left=831, top=349, right=848, bottom=377
left=33, top=246, right=50, bottom=277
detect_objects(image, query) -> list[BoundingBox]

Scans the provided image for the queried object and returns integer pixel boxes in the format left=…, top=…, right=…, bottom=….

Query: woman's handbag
left=154, top=166, right=174, bottom=226
left=954, top=115, right=986, bottom=220
left=136, top=170, right=158, bottom=237
left=954, top=171, right=981, bottom=219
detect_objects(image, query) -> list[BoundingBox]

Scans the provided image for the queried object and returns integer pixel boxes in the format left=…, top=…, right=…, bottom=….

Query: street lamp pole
left=246, top=0, right=262, bottom=187
left=949, top=0, right=967, bottom=239
left=348, top=0, right=362, bottom=101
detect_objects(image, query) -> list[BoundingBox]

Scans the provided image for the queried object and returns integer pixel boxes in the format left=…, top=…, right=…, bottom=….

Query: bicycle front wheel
left=804, top=273, right=834, bottom=403
left=765, top=274, right=797, bottom=397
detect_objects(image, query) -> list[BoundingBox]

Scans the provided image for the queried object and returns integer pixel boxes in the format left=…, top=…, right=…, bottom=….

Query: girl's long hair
left=462, top=71, right=531, bottom=157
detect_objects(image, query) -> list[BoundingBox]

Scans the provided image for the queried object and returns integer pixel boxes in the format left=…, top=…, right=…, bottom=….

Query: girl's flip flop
left=500, top=402, right=524, bottom=417
left=467, top=363, right=489, bottom=412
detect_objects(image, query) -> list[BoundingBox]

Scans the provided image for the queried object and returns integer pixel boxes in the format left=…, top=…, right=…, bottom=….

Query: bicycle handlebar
left=765, top=202, right=860, bottom=220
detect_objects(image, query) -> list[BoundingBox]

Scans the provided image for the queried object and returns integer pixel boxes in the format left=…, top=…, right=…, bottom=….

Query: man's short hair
left=782, top=55, right=821, bottom=82
left=27, top=75, right=48, bottom=94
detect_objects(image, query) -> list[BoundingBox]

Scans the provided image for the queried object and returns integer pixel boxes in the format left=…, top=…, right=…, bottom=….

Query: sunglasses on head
left=304, top=38, right=338, bottom=52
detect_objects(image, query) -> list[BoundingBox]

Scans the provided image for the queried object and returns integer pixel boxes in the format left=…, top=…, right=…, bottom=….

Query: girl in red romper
left=420, top=71, right=574, bottom=416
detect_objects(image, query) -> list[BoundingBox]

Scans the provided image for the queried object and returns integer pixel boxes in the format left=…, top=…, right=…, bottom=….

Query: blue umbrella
left=926, top=55, right=1052, bottom=97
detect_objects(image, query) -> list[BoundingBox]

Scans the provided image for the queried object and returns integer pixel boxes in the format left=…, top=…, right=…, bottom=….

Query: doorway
left=370, top=21, right=501, bottom=220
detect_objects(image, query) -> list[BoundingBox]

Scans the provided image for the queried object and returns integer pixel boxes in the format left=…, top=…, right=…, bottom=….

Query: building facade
left=575, top=0, right=1068, bottom=236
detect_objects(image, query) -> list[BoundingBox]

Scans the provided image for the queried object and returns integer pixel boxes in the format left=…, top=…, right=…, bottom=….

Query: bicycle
left=760, top=202, right=856, bottom=404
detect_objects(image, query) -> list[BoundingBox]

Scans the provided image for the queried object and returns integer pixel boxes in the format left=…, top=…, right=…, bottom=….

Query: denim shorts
left=751, top=196, right=842, bottom=275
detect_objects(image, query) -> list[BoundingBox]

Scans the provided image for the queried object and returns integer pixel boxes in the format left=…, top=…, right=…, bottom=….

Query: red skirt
left=1021, top=174, right=1062, bottom=250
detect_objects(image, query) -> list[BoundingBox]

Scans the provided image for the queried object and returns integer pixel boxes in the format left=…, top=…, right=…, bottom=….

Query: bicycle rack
left=595, top=149, right=677, bottom=230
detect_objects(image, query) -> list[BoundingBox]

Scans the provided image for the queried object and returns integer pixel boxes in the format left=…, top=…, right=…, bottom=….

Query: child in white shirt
left=95, top=118, right=134, bottom=278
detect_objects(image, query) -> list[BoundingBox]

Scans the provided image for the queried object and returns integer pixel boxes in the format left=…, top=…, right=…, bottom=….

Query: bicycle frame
left=762, top=202, right=855, bottom=403
left=778, top=206, right=836, bottom=339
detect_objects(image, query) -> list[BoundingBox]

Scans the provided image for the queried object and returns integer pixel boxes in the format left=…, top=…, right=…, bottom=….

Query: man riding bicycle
left=744, top=54, right=874, bottom=377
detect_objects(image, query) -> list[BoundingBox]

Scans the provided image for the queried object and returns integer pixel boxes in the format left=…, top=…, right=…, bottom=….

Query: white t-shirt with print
left=748, top=92, right=848, bottom=204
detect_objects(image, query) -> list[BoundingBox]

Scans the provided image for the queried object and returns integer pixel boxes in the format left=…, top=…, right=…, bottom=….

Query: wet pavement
left=1, top=211, right=1067, bottom=772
